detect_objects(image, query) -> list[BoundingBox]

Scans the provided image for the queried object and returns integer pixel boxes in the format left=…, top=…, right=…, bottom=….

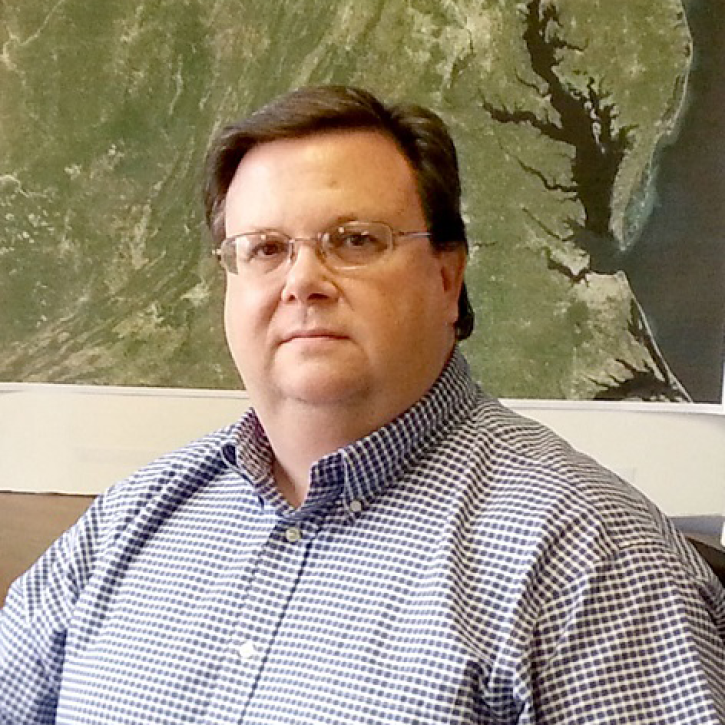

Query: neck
left=252, top=345, right=456, bottom=507
left=256, top=402, right=369, bottom=507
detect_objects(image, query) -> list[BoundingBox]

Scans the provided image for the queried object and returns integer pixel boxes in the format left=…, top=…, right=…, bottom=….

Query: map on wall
left=1, top=0, right=723, bottom=404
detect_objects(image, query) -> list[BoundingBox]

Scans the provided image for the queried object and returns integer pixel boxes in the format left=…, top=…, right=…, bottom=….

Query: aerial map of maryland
left=1, top=0, right=723, bottom=402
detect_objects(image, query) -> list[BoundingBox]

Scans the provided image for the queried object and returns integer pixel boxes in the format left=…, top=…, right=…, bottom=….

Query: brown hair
left=203, top=85, right=474, bottom=340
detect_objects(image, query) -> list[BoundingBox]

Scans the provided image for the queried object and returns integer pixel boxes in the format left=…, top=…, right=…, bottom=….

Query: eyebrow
left=227, top=215, right=370, bottom=238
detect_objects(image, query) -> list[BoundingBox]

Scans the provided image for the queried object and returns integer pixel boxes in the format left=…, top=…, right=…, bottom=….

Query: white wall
left=512, top=401, right=725, bottom=518
left=1, top=386, right=723, bottom=522
left=0, top=386, right=246, bottom=496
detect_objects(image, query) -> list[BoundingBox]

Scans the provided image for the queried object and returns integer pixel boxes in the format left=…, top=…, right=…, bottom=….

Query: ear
left=438, top=246, right=467, bottom=326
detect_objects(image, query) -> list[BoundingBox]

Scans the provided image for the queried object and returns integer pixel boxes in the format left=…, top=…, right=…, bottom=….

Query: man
left=1, top=85, right=723, bottom=724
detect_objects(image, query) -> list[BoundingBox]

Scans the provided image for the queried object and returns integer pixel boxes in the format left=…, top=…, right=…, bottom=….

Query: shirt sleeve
left=0, top=496, right=107, bottom=724
left=525, top=543, right=725, bottom=724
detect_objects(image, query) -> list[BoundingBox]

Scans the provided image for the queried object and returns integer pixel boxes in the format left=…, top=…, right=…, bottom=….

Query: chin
left=280, top=371, right=368, bottom=406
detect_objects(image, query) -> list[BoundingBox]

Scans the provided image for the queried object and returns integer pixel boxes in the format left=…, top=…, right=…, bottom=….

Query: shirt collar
left=221, top=347, right=479, bottom=515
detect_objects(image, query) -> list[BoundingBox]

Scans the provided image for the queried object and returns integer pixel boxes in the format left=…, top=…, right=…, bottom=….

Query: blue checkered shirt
left=2, top=350, right=724, bottom=724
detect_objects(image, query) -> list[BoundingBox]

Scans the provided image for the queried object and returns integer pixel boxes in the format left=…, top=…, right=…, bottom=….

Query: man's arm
left=0, top=498, right=106, bottom=724
left=526, top=543, right=725, bottom=724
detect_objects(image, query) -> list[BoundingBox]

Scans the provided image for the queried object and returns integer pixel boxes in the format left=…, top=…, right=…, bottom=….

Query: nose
left=280, top=240, right=338, bottom=304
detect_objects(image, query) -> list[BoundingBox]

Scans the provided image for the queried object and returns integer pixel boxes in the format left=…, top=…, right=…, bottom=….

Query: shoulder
left=41, top=422, right=240, bottom=571
left=96, top=423, right=239, bottom=529
left=11, top=423, right=244, bottom=609
left=432, top=395, right=715, bottom=588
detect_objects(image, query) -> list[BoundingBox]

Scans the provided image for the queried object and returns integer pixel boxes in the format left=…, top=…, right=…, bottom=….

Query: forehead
left=224, top=130, right=425, bottom=233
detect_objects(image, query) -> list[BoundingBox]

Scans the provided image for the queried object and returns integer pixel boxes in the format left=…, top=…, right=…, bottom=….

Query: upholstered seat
left=0, top=492, right=94, bottom=605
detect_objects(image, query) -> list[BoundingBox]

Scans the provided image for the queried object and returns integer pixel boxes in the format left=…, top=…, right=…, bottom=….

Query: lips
left=281, top=329, right=347, bottom=343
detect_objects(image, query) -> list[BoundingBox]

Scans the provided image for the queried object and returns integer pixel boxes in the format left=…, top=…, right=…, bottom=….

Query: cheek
left=381, top=274, right=452, bottom=349
left=223, top=280, right=272, bottom=357
left=223, top=283, right=243, bottom=341
left=363, top=282, right=436, bottom=349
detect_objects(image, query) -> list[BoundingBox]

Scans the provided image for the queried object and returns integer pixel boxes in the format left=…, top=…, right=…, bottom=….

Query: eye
left=341, top=231, right=377, bottom=248
left=330, top=224, right=387, bottom=251
left=245, top=234, right=289, bottom=262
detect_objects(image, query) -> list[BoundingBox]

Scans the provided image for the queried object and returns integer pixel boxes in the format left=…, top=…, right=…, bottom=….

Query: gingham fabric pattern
left=1, top=349, right=724, bottom=724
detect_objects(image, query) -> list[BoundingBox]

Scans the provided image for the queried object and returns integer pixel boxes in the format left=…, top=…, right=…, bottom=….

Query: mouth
left=282, top=330, right=347, bottom=344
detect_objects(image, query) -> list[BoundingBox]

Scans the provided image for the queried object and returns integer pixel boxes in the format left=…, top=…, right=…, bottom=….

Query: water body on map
left=624, top=0, right=725, bottom=404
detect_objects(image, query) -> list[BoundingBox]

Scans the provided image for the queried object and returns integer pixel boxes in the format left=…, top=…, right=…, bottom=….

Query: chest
left=59, top=498, right=529, bottom=724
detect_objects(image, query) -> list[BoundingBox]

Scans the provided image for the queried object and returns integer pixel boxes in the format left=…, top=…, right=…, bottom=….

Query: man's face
left=223, top=129, right=465, bottom=429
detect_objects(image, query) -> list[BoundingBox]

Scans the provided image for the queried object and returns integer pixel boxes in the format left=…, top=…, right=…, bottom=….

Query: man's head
left=204, top=85, right=474, bottom=340
left=203, top=86, right=471, bottom=436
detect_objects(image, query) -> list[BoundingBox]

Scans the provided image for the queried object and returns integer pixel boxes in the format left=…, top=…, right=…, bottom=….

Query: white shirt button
left=349, top=499, right=364, bottom=513
left=237, top=640, right=257, bottom=660
left=285, top=526, right=302, bottom=543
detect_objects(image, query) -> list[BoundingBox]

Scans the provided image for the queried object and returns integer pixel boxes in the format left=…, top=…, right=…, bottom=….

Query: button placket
left=226, top=517, right=315, bottom=683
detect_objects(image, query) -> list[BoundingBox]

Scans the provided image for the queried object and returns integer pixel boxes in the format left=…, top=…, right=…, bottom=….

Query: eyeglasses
left=214, top=221, right=431, bottom=276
